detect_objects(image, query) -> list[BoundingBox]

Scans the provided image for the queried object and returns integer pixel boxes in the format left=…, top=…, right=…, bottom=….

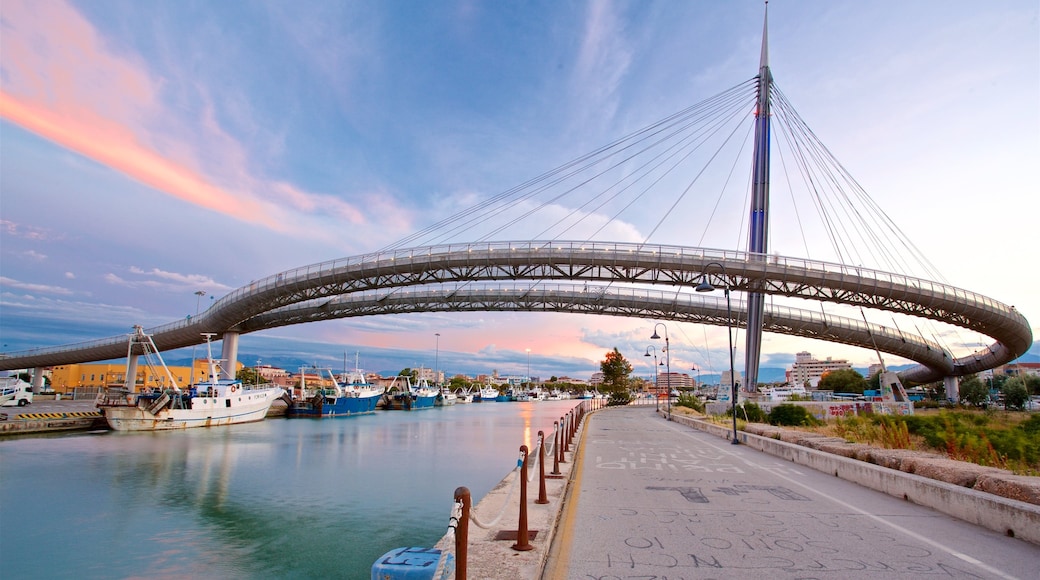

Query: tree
left=236, top=367, right=260, bottom=385
left=1003, top=377, right=1030, bottom=411
left=817, top=368, right=867, bottom=394
left=958, top=375, right=989, bottom=407
left=867, top=371, right=881, bottom=391
left=1022, top=374, right=1040, bottom=396
left=398, top=368, right=419, bottom=382
left=599, top=348, right=633, bottom=394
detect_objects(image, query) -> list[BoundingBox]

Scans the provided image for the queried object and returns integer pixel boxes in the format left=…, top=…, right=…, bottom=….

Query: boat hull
left=99, top=388, right=283, bottom=431
left=383, top=393, right=437, bottom=410
left=287, top=393, right=381, bottom=418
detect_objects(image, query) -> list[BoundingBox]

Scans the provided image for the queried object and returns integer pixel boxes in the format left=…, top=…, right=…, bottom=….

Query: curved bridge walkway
left=0, top=241, right=1031, bottom=388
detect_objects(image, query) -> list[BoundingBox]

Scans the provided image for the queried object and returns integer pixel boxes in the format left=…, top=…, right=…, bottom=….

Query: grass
left=817, top=410, right=1039, bottom=475
left=671, top=404, right=1040, bottom=475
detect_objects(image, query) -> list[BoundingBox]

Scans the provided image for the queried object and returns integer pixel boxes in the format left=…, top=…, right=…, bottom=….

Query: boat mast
left=744, top=2, right=772, bottom=394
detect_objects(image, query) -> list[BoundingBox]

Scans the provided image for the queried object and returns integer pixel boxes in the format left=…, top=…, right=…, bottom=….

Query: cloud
left=569, top=1, right=632, bottom=130
left=0, top=0, right=382, bottom=238
left=105, top=267, right=233, bottom=293
left=0, top=219, right=57, bottom=241
left=0, top=277, right=74, bottom=295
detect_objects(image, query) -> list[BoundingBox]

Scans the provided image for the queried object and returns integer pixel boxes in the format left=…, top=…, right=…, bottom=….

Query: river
left=0, top=399, right=581, bottom=579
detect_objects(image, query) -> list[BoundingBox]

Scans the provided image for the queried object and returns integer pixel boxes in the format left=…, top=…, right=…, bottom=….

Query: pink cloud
left=0, top=0, right=367, bottom=234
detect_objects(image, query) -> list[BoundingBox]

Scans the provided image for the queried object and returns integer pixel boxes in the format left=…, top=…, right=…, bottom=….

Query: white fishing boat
left=97, top=327, right=285, bottom=431
left=477, top=382, right=500, bottom=402
left=436, top=386, right=458, bottom=406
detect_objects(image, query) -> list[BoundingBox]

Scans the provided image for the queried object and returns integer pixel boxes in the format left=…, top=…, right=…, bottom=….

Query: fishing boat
left=382, top=374, right=438, bottom=410
left=477, top=382, right=500, bottom=402
left=435, top=386, right=458, bottom=406
left=97, top=327, right=285, bottom=431
left=287, top=355, right=383, bottom=418
left=455, top=387, right=474, bottom=403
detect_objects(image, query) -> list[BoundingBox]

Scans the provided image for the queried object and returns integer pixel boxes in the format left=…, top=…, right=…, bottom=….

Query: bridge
left=1, top=10, right=1032, bottom=394
left=0, top=241, right=1031, bottom=389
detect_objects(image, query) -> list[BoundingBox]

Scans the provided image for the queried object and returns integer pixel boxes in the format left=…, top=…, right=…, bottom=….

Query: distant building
left=787, top=351, right=852, bottom=388
left=998, top=362, right=1040, bottom=377
left=867, top=363, right=885, bottom=378
left=590, top=372, right=604, bottom=386
left=656, top=372, right=695, bottom=390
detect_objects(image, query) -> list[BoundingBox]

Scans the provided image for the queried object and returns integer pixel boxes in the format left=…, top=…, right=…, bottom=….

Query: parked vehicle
left=0, top=377, right=34, bottom=407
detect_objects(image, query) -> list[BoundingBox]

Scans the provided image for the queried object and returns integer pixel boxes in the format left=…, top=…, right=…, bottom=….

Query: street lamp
left=645, top=346, right=659, bottom=410
left=189, top=290, right=206, bottom=386
left=650, top=323, right=671, bottom=419
left=435, top=333, right=441, bottom=387
left=696, top=262, right=739, bottom=445
left=526, top=348, right=531, bottom=386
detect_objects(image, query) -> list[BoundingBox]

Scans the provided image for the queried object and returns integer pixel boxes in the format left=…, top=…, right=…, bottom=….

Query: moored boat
left=477, top=383, right=500, bottom=402
left=97, top=328, right=284, bottom=431
left=435, top=386, right=458, bottom=406
left=287, top=356, right=383, bottom=418
left=382, top=374, right=438, bottom=410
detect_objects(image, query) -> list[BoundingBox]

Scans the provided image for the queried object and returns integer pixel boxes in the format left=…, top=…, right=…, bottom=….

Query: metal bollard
left=536, top=431, right=548, bottom=504
left=558, top=417, right=568, bottom=463
left=453, top=487, right=470, bottom=580
left=512, top=445, right=533, bottom=551
left=551, top=422, right=562, bottom=474
left=563, top=413, right=571, bottom=453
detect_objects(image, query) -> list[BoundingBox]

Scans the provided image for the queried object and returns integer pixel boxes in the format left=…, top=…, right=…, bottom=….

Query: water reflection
left=1, top=400, right=579, bottom=579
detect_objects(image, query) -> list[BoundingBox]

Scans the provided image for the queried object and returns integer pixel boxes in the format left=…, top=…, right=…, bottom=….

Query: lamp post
left=189, top=290, right=206, bottom=386
left=696, top=262, right=739, bottom=444
left=435, top=333, right=441, bottom=387
left=645, top=346, right=659, bottom=410
left=650, top=323, right=670, bottom=419
left=526, top=348, right=531, bottom=386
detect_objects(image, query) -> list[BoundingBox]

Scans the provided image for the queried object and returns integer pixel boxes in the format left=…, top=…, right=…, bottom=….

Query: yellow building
left=48, top=360, right=242, bottom=394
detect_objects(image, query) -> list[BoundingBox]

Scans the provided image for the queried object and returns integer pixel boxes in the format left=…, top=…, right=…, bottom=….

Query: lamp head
left=650, top=330, right=661, bottom=340
left=695, top=280, right=715, bottom=293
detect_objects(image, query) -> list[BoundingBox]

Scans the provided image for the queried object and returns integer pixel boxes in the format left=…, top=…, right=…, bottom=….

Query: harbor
left=0, top=398, right=582, bottom=579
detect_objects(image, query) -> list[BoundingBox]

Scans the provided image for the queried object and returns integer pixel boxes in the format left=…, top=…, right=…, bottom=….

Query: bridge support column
left=943, top=376, right=960, bottom=403
left=31, top=367, right=46, bottom=392
left=126, top=355, right=139, bottom=392
left=220, top=332, right=240, bottom=380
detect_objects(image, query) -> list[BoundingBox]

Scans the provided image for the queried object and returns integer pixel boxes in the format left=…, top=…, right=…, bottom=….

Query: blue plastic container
left=371, top=547, right=442, bottom=580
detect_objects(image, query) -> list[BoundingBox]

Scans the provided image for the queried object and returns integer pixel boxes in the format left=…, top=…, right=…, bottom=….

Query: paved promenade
left=541, top=406, right=1040, bottom=579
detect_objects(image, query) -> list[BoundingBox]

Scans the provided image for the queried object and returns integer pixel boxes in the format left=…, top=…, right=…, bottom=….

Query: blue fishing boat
left=382, top=374, right=438, bottom=410
left=287, top=356, right=383, bottom=418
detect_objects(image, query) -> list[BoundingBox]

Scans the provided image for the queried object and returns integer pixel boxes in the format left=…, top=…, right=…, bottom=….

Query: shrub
left=724, top=401, right=767, bottom=423
left=767, top=404, right=821, bottom=427
left=676, top=393, right=704, bottom=412
left=608, top=390, right=633, bottom=406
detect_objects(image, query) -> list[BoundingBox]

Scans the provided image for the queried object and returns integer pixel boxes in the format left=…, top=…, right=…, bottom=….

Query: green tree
left=867, top=371, right=881, bottom=391
left=1003, top=377, right=1030, bottom=410
left=818, top=368, right=868, bottom=394
left=599, top=348, right=633, bottom=394
left=1023, top=374, right=1040, bottom=396
left=236, top=367, right=260, bottom=385
left=958, top=375, right=989, bottom=407
left=398, top=368, right=419, bottom=382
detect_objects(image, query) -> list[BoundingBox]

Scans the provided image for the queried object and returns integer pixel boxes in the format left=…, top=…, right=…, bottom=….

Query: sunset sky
left=2, top=0, right=1037, bottom=381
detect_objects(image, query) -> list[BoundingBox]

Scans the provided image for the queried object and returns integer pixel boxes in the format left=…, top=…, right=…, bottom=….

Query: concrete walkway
left=541, top=406, right=1040, bottom=579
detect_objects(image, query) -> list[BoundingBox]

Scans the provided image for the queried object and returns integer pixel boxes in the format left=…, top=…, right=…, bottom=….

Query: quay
left=434, top=405, right=1039, bottom=580
left=0, top=396, right=287, bottom=435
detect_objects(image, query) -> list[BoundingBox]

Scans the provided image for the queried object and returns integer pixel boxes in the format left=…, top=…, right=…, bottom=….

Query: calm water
left=0, top=400, right=580, bottom=579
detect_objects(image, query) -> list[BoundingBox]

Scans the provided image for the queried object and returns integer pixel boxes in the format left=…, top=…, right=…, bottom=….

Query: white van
left=0, top=377, right=34, bottom=407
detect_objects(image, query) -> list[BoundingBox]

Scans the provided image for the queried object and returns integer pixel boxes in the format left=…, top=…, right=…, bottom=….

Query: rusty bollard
left=551, top=422, right=562, bottom=474
left=453, top=487, right=470, bottom=580
left=512, top=445, right=533, bottom=551
left=559, top=417, right=568, bottom=462
left=536, top=431, right=548, bottom=504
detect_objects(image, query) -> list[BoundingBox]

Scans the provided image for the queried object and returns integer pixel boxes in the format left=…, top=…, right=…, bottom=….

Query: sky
left=2, top=0, right=1038, bottom=382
